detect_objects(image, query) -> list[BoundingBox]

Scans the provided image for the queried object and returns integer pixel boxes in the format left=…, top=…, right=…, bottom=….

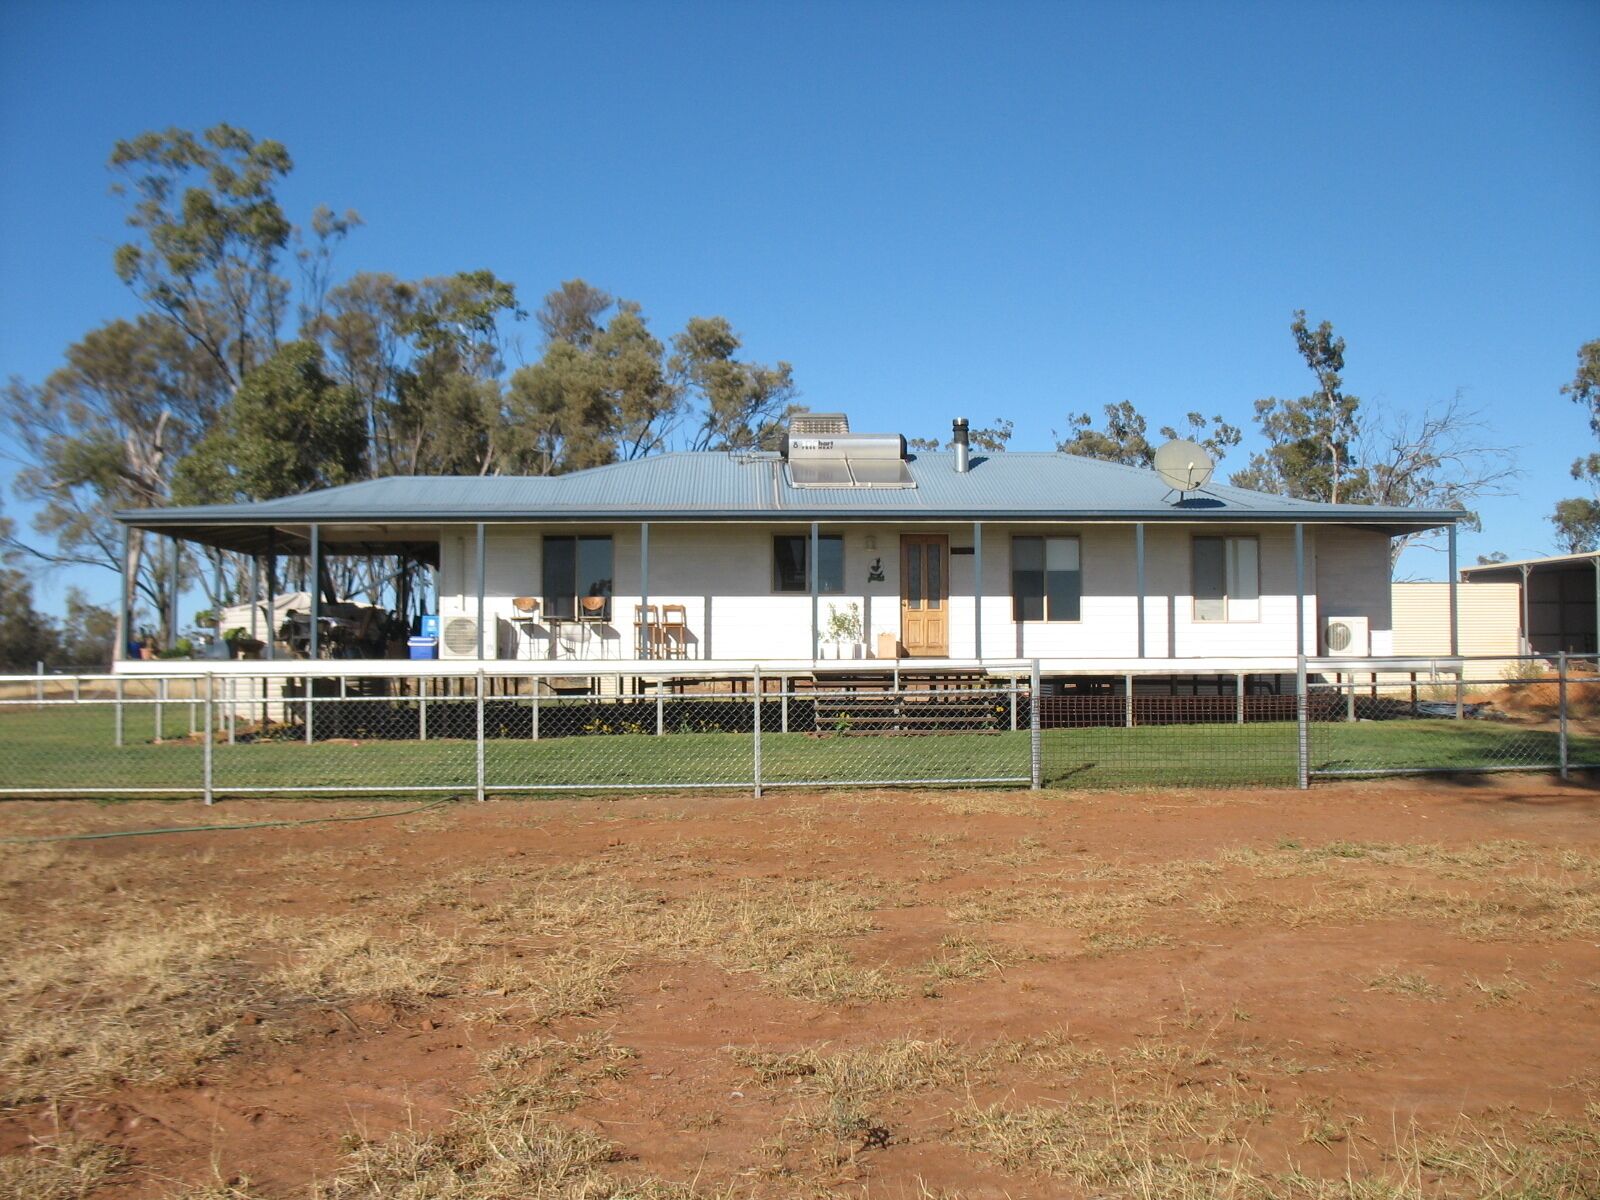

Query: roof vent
left=788, top=412, right=851, bottom=437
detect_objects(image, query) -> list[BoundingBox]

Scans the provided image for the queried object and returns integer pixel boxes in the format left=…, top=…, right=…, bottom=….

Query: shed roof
left=118, top=450, right=1459, bottom=551
left=1460, top=549, right=1600, bottom=581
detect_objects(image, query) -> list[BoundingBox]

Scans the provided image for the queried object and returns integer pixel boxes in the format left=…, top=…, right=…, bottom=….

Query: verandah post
left=308, top=525, right=321, bottom=660
left=115, top=523, right=131, bottom=663
left=475, top=523, right=487, bottom=660
left=973, top=521, right=983, bottom=660
left=809, top=522, right=820, bottom=660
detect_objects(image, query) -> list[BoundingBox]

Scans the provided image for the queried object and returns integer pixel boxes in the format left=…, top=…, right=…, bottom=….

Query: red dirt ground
left=1, top=777, right=1597, bottom=1197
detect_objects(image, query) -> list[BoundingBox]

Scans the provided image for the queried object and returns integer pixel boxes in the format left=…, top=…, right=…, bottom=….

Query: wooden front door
left=900, top=534, right=949, bottom=657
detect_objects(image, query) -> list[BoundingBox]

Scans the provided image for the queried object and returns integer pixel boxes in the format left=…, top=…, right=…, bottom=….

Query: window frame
left=1191, top=534, right=1261, bottom=623
left=772, top=533, right=846, bottom=595
left=1010, top=534, right=1083, bottom=623
left=542, top=534, right=615, bottom=620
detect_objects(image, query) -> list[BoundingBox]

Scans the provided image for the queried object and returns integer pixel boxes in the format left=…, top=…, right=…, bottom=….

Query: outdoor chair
left=511, top=596, right=542, bottom=660
left=633, top=604, right=664, bottom=658
left=579, top=594, right=611, bottom=658
left=659, top=603, right=689, bottom=659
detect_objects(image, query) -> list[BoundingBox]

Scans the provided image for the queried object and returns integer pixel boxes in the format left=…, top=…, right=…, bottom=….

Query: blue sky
left=2, top=0, right=1596, bottom=611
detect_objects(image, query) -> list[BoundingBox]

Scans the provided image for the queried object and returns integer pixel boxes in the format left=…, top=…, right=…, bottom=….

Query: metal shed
left=1459, top=550, right=1600, bottom=656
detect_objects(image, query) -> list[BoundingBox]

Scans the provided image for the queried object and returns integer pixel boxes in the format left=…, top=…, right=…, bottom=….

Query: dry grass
left=956, top=1099, right=1600, bottom=1198
left=0, top=1135, right=124, bottom=1200
left=271, top=922, right=461, bottom=1005
left=0, top=910, right=254, bottom=1104
left=918, top=934, right=1029, bottom=989
left=1366, top=969, right=1447, bottom=1001
left=469, top=871, right=902, bottom=1006
left=314, top=1036, right=726, bottom=1200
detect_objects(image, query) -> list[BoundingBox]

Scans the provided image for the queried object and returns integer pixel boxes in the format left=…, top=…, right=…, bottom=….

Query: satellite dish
left=1153, top=439, right=1214, bottom=493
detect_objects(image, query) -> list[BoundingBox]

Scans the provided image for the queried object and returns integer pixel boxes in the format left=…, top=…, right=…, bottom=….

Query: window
left=543, top=535, right=613, bottom=619
left=1011, top=536, right=1081, bottom=621
left=773, top=534, right=844, bottom=593
left=1193, top=535, right=1259, bottom=622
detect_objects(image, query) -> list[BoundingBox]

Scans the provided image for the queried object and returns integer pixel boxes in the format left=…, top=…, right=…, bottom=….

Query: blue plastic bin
left=419, top=613, right=440, bottom=638
left=408, top=636, right=438, bottom=660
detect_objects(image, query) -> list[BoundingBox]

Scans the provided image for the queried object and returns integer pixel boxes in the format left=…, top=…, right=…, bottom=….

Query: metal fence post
left=114, top=677, right=124, bottom=748
left=1558, top=651, right=1569, bottom=781
left=656, top=688, right=665, bottom=736
left=476, top=668, right=486, bottom=802
left=155, top=676, right=165, bottom=741
left=1296, top=655, right=1310, bottom=790
left=305, top=675, right=314, bottom=745
left=203, top=672, right=214, bottom=806
left=752, top=665, right=763, bottom=798
left=1029, top=659, right=1041, bottom=790
left=531, top=676, right=540, bottom=740
left=1010, top=677, right=1019, bottom=732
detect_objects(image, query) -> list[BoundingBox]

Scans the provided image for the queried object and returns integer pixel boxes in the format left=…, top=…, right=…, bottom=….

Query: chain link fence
left=0, top=658, right=1594, bottom=801
left=1306, top=653, right=1600, bottom=780
left=0, top=669, right=1035, bottom=801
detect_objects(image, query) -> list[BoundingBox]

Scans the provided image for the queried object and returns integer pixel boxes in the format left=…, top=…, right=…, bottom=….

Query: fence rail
left=0, top=655, right=1593, bottom=802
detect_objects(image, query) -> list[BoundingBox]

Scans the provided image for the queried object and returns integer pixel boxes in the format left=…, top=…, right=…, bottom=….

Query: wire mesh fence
left=0, top=670, right=1035, bottom=800
left=1306, top=653, right=1599, bottom=779
left=0, top=657, right=1594, bottom=801
left=1036, top=687, right=1301, bottom=788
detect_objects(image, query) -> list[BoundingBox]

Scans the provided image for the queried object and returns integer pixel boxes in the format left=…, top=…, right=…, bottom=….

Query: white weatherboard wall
left=437, top=520, right=1393, bottom=663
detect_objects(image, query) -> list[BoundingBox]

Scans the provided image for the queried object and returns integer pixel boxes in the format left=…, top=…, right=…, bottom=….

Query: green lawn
left=0, top=704, right=1592, bottom=797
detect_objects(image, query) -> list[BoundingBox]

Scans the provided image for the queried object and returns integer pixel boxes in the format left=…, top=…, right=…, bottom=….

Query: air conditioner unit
left=439, top=614, right=482, bottom=660
left=1323, top=615, right=1370, bottom=657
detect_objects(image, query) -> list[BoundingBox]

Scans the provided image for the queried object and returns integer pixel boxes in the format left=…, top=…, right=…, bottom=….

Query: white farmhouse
left=114, top=415, right=1459, bottom=685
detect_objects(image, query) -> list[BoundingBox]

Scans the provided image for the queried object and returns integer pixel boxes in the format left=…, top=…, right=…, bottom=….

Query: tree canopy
left=1551, top=339, right=1600, bottom=553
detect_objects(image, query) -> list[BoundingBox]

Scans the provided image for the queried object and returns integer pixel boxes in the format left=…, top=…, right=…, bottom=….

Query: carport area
left=1461, top=549, right=1600, bottom=656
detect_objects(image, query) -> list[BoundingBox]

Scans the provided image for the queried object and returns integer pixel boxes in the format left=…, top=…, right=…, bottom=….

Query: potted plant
left=223, top=626, right=266, bottom=660
left=824, top=602, right=864, bottom=660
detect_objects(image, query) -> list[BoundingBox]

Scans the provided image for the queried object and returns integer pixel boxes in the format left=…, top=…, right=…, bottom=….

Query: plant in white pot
left=824, top=602, right=864, bottom=660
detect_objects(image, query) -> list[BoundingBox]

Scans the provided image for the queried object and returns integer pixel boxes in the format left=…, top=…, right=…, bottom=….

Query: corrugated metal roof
left=118, top=450, right=1459, bottom=528
left=1459, top=549, right=1600, bottom=577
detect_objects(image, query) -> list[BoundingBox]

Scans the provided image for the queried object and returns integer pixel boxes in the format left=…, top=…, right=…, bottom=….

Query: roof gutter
left=116, top=508, right=1464, bottom=529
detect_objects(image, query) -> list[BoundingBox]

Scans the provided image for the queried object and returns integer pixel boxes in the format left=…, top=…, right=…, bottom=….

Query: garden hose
left=0, top=795, right=461, bottom=845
